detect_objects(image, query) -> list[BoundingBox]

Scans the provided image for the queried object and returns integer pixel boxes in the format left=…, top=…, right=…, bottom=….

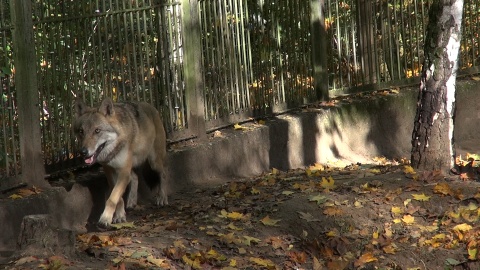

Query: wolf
left=73, top=98, right=168, bottom=227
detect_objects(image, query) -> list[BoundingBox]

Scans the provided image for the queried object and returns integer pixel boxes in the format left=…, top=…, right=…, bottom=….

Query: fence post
left=10, top=1, right=47, bottom=187
left=311, top=0, right=329, bottom=101
left=182, top=0, right=207, bottom=140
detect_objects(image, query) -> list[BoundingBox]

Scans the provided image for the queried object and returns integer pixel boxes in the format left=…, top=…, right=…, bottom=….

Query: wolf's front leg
left=98, top=169, right=131, bottom=227
left=112, top=197, right=127, bottom=223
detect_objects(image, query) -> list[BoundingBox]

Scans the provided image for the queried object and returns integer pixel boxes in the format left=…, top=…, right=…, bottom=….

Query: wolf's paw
left=154, top=194, right=169, bottom=206
left=98, top=214, right=113, bottom=229
left=125, top=196, right=137, bottom=210
left=112, top=209, right=127, bottom=223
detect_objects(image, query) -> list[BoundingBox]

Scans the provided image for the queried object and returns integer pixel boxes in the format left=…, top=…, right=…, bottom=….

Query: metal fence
left=0, top=0, right=20, bottom=178
left=33, top=0, right=188, bottom=172
left=325, top=0, right=480, bottom=94
left=0, top=0, right=479, bottom=181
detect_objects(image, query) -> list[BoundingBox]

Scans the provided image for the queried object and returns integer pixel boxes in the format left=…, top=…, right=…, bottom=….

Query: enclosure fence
left=0, top=0, right=479, bottom=181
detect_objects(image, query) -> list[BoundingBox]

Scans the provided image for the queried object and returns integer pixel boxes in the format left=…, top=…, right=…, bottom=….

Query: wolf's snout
left=79, top=147, right=89, bottom=156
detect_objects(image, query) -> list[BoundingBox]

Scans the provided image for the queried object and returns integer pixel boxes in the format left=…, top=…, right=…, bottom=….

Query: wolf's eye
left=95, top=128, right=101, bottom=134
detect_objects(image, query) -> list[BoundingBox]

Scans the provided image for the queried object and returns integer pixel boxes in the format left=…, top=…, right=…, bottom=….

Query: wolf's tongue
left=84, top=156, right=95, bottom=165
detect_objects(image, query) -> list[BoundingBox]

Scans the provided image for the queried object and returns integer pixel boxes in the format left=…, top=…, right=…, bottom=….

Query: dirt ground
left=4, top=158, right=480, bottom=270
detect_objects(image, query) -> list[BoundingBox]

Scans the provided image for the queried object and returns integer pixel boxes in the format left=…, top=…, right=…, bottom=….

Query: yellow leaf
left=320, top=176, right=335, bottom=190
left=412, top=193, right=431, bottom=201
left=9, top=194, right=23, bottom=200
left=251, top=187, right=260, bottom=195
left=229, top=258, right=237, bottom=266
left=146, top=256, right=168, bottom=268
left=404, top=165, right=416, bottom=174
left=369, top=168, right=381, bottom=174
left=243, top=236, right=261, bottom=246
left=453, top=223, right=472, bottom=232
left=226, top=223, right=243, bottom=231
left=249, top=257, right=276, bottom=268
left=354, top=200, right=363, bottom=208
left=326, top=230, right=337, bottom=237
left=258, top=119, right=266, bottom=125
left=182, top=255, right=202, bottom=270
left=404, top=198, right=411, bottom=207
left=372, top=231, right=379, bottom=239
left=271, top=168, right=279, bottom=175
left=468, top=247, right=478, bottom=260
left=391, top=206, right=403, bottom=215
left=433, top=182, right=453, bottom=196
left=260, top=216, right=281, bottom=227
left=402, top=214, right=415, bottom=224
left=234, top=123, right=247, bottom=130
left=383, top=244, right=396, bottom=254
left=354, top=252, right=378, bottom=268
left=219, top=209, right=245, bottom=220
left=110, top=222, right=135, bottom=230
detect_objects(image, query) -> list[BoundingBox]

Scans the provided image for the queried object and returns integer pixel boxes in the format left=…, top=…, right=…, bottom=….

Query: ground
left=4, top=158, right=480, bottom=270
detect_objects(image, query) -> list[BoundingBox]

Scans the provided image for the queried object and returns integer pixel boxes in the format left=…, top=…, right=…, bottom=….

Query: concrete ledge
left=1, top=80, right=479, bottom=259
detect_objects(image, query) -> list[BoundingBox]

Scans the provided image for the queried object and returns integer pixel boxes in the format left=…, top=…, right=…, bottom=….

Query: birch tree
left=411, top=0, right=463, bottom=171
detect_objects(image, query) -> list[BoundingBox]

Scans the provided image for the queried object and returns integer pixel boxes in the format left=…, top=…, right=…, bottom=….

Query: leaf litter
left=7, top=158, right=480, bottom=269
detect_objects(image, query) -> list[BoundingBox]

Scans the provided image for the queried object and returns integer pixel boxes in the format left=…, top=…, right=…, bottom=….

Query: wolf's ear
left=99, top=98, right=115, bottom=116
left=74, top=98, right=89, bottom=117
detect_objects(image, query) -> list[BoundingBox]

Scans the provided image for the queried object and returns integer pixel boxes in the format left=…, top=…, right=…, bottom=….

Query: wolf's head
left=73, top=98, right=119, bottom=165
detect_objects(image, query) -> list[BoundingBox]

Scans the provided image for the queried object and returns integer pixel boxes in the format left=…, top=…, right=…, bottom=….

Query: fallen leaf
left=323, top=206, right=343, bottom=216
left=309, top=194, right=327, bottom=205
left=249, top=257, right=277, bottom=268
left=298, top=211, right=320, bottom=222
left=404, top=165, right=416, bottom=175
left=244, top=235, right=261, bottom=246
left=401, top=214, right=415, bottom=224
left=468, top=247, right=478, bottom=260
left=219, top=209, right=245, bottom=220
left=453, top=223, right=472, bottom=232
left=260, top=216, right=281, bottom=226
left=383, top=244, right=396, bottom=254
left=287, top=251, right=307, bottom=264
left=320, top=176, right=335, bottom=190
left=234, top=123, right=247, bottom=130
left=433, top=182, right=453, bottom=196
left=110, top=222, right=135, bottom=230
left=182, top=255, right=202, bottom=269
left=412, top=193, right=431, bottom=201
left=391, top=206, right=403, bottom=215
left=9, top=194, right=22, bottom=200
left=354, top=252, right=378, bottom=268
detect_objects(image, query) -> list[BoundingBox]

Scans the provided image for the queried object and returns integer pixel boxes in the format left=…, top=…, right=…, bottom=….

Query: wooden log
left=16, top=215, right=75, bottom=257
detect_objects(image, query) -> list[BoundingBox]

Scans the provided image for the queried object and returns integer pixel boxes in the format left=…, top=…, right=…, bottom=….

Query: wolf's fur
left=73, top=98, right=168, bottom=227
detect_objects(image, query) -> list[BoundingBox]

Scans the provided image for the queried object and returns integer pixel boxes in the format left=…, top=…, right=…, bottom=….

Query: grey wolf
left=73, top=98, right=168, bottom=227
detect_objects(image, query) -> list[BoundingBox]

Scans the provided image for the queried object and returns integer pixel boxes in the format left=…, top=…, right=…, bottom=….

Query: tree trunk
left=411, top=0, right=463, bottom=171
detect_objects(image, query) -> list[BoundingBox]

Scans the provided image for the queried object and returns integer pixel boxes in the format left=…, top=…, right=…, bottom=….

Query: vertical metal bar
left=142, top=5, right=153, bottom=102
left=237, top=0, right=249, bottom=109
left=243, top=0, right=253, bottom=109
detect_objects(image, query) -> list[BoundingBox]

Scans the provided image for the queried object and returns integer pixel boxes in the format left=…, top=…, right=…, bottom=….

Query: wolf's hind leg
left=148, top=158, right=168, bottom=206
left=126, top=171, right=138, bottom=209
left=155, top=170, right=169, bottom=206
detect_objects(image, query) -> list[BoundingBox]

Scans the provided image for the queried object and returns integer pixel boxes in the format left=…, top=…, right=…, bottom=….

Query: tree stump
left=16, top=214, right=75, bottom=257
